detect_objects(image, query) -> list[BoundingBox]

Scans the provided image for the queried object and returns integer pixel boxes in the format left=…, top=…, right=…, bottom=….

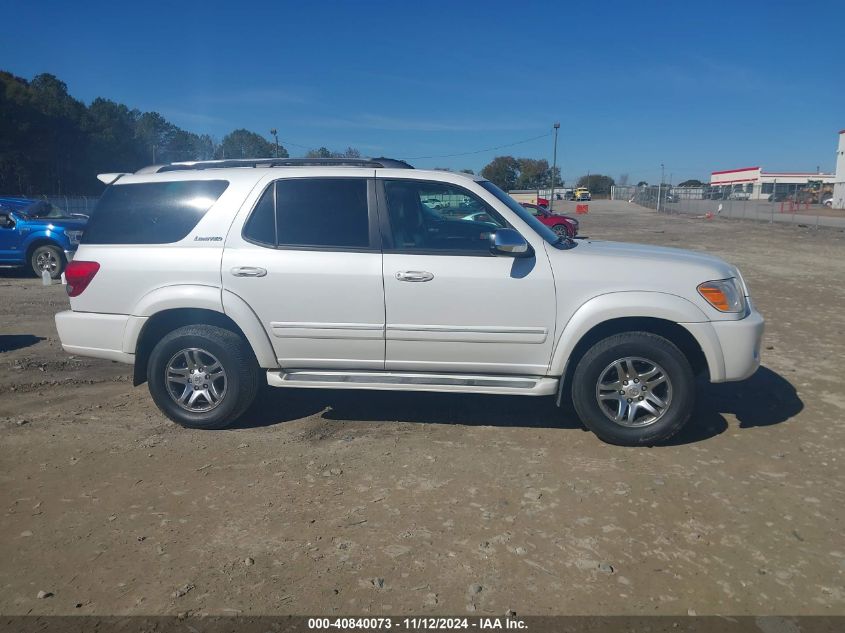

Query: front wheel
left=147, top=324, right=261, bottom=429
left=571, top=332, right=695, bottom=446
left=551, top=223, right=572, bottom=238
left=30, top=245, right=65, bottom=279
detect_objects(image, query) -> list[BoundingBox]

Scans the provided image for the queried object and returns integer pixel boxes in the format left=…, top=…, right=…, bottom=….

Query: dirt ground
left=1, top=200, right=844, bottom=617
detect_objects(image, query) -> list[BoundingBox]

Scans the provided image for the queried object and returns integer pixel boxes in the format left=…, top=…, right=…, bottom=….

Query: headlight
left=697, top=278, right=746, bottom=313
left=63, top=230, right=83, bottom=245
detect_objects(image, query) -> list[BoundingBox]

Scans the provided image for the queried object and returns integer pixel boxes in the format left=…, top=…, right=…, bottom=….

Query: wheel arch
left=130, top=305, right=276, bottom=386
left=555, top=316, right=715, bottom=407
left=551, top=292, right=725, bottom=406
left=25, top=237, right=65, bottom=264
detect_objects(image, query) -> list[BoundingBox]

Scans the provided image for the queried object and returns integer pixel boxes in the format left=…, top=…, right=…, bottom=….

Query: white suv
left=55, top=158, right=764, bottom=445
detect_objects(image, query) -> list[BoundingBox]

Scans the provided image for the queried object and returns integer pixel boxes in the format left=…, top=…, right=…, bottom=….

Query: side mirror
left=0, top=213, right=14, bottom=229
left=490, top=228, right=531, bottom=257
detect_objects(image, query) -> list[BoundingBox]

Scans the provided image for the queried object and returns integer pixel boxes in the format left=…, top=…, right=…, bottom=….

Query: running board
left=266, top=370, right=558, bottom=396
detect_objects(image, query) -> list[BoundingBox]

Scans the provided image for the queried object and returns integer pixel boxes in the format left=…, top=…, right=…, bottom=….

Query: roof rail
left=150, top=157, right=414, bottom=173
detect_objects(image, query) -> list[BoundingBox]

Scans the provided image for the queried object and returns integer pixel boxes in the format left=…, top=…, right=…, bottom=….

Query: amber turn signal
left=697, top=279, right=744, bottom=313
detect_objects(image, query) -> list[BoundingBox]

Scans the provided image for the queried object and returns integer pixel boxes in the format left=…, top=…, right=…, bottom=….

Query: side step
left=266, top=369, right=558, bottom=396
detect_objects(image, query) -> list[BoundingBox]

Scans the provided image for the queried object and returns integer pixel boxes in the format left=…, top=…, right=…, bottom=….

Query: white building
left=834, top=129, right=845, bottom=209
left=710, top=166, right=835, bottom=200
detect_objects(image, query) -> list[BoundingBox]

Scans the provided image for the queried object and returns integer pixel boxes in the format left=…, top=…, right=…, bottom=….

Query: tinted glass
left=243, top=186, right=276, bottom=246
left=276, top=178, right=369, bottom=248
left=84, top=180, right=228, bottom=244
left=384, top=180, right=507, bottom=253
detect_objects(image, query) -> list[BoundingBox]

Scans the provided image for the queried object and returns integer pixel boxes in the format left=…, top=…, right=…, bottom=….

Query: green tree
left=134, top=111, right=179, bottom=164
left=0, top=69, right=292, bottom=193
left=86, top=98, right=143, bottom=173
left=306, top=146, right=332, bottom=158
left=162, top=129, right=204, bottom=163
left=637, top=181, right=648, bottom=187
left=481, top=156, right=561, bottom=191
left=305, top=146, right=360, bottom=158
left=515, top=158, right=550, bottom=189
left=577, top=174, right=615, bottom=195
left=194, top=134, right=217, bottom=161
left=221, top=129, right=275, bottom=159
left=22, top=73, right=88, bottom=193
left=678, top=179, right=704, bottom=187
left=480, top=156, right=520, bottom=191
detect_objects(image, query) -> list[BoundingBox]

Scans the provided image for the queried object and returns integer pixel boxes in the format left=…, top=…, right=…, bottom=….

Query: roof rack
left=150, top=157, right=414, bottom=173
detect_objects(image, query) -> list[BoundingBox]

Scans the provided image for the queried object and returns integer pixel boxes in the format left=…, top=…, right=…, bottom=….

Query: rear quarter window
left=83, top=180, right=229, bottom=244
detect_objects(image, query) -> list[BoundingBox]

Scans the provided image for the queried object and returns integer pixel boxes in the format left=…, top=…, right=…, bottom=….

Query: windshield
left=479, top=181, right=566, bottom=246
left=19, top=201, right=72, bottom=220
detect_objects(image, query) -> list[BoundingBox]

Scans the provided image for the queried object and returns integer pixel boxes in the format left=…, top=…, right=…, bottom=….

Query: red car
left=520, top=203, right=579, bottom=238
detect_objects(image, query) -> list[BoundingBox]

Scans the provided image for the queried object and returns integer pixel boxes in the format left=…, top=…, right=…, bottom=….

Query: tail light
left=65, top=260, right=100, bottom=297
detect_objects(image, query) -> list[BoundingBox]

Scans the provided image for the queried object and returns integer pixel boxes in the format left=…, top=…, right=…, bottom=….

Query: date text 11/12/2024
left=307, top=617, right=527, bottom=630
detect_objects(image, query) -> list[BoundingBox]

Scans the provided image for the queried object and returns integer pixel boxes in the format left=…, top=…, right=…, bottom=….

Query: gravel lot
left=1, top=200, right=843, bottom=616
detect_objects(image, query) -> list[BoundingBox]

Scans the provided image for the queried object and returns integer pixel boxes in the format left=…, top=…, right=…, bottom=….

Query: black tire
left=571, top=332, right=695, bottom=446
left=146, top=324, right=261, bottom=429
left=30, top=244, right=64, bottom=279
left=551, top=223, right=572, bottom=238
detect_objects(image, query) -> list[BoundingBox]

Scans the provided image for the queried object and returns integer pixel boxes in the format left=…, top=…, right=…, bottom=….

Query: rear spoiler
left=97, top=173, right=129, bottom=185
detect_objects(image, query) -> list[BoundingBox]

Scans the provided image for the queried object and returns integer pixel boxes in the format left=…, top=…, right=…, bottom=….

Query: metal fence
left=0, top=194, right=98, bottom=216
left=611, top=184, right=845, bottom=230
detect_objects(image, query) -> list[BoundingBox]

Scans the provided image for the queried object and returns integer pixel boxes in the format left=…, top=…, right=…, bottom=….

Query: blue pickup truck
left=0, top=198, right=88, bottom=279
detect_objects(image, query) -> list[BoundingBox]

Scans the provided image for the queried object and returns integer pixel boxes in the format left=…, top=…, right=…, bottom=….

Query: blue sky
left=2, top=0, right=843, bottom=184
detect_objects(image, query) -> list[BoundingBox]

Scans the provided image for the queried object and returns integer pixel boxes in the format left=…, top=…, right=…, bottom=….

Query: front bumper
left=709, top=306, right=765, bottom=382
left=63, top=249, right=75, bottom=262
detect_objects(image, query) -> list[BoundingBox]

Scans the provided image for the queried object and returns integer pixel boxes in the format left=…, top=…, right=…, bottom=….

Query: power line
left=277, top=138, right=313, bottom=150
left=399, top=132, right=551, bottom=160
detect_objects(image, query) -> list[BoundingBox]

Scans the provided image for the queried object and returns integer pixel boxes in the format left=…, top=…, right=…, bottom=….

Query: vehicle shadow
left=0, top=268, right=31, bottom=279
left=668, top=365, right=803, bottom=444
left=237, top=386, right=585, bottom=432
left=237, top=365, right=802, bottom=446
left=0, top=334, right=45, bottom=353
left=703, top=365, right=803, bottom=429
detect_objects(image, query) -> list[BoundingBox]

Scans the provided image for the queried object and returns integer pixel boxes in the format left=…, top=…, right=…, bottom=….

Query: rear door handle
left=395, top=270, right=434, bottom=282
left=231, top=266, right=267, bottom=277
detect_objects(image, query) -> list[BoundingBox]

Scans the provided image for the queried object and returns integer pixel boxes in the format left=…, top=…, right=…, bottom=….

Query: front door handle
left=395, top=270, right=434, bottom=282
left=231, top=266, right=267, bottom=277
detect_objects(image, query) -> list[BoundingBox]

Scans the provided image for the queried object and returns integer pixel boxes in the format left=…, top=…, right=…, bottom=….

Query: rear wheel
left=147, top=324, right=261, bottom=429
left=571, top=332, right=695, bottom=446
left=30, top=245, right=64, bottom=279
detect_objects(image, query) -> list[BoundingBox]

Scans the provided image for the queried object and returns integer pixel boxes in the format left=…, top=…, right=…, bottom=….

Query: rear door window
left=242, top=178, right=371, bottom=250
left=84, top=180, right=229, bottom=244
left=276, top=178, right=369, bottom=248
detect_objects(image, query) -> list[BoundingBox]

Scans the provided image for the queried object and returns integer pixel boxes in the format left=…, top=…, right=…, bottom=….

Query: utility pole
left=657, top=163, right=664, bottom=212
left=270, top=129, right=279, bottom=159
left=549, top=122, right=560, bottom=211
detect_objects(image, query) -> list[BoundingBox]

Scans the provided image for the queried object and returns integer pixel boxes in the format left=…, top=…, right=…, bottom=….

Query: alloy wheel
left=595, top=356, right=673, bottom=427
left=165, top=348, right=227, bottom=412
